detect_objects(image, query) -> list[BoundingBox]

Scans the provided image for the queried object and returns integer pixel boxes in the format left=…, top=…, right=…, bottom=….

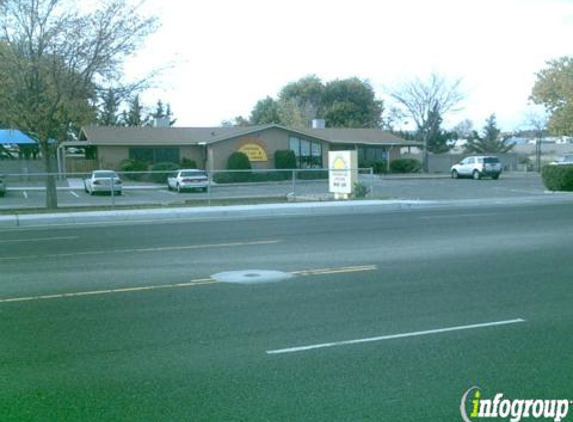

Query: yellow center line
left=290, top=265, right=377, bottom=276
left=0, top=278, right=219, bottom=303
left=0, top=240, right=280, bottom=261
left=0, top=265, right=377, bottom=304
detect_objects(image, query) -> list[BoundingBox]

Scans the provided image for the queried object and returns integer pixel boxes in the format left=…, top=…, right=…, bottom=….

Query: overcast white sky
left=124, top=0, right=573, bottom=132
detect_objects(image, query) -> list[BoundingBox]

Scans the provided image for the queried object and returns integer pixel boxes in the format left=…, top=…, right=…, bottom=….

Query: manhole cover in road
left=212, top=270, right=293, bottom=284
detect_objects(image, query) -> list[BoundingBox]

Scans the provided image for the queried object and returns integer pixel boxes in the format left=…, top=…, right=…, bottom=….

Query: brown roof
left=79, top=125, right=271, bottom=146
left=296, top=128, right=415, bottom=146
left=79, top=124, right=420, bottom=147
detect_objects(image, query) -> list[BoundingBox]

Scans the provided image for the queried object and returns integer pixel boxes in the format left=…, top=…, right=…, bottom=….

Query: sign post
left=328, top=151, right=357, bottom=200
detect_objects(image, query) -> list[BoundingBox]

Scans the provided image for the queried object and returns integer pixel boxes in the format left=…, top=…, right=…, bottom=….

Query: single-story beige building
left=64, top=124, right=420, bottom=173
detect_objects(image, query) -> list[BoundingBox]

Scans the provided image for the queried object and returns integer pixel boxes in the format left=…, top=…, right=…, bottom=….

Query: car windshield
left=181, top=171, right=206, bottom=177
left=483, top=157, right=499, bottom=163
left=94, top=171, right=117, bottom=178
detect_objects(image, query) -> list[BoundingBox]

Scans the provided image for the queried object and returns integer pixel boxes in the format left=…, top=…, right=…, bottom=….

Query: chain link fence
left=0, top=168, right=375, bottom=211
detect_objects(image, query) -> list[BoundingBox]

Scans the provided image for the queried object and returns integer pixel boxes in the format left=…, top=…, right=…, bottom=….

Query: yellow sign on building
left=238, top=141, right=268, bottom=162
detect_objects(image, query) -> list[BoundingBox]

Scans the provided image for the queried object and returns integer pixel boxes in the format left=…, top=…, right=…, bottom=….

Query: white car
left=167, top=169, right=209, bottom=192
left=84, top=170, right=122, bottom=195
left=451, top=155, right=502, bottom=180
left=549, top=154, right=573, bottom=165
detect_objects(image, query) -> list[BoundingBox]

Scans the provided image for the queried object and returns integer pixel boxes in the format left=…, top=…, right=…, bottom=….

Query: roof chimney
left=153, top=117, right=170, bottom=128
left=312, top=119, right=326, bottom=129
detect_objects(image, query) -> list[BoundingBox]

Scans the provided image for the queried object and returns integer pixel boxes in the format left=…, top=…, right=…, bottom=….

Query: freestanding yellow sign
left=238, top=140, right=268, bottom=162
left=328, top=151, right=358, bottom=198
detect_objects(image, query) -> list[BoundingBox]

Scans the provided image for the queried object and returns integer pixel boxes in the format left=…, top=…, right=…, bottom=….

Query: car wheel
left=492, top=174, right=500, bottom=180
left=473, top=170, right=481, bottom=180
left=451, top=170, right=459, bottom=179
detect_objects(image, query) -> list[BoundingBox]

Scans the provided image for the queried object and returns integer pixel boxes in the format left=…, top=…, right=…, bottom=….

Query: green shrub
left=353, top=182, right=370, bottom=198
left=249, top=172, right=290, bottom=182
left=266, top=171, right=291, bottom=181
left=180, top=158, right=197, bottom=169
left=297, top=170, right=329, bottom=180
left=542, top=164, right=573, bottom=191
left=213, top=170, right=290, bottom=184
left=360, top=160, right=388, bottom=174
left=275, top=150, right=296, bottom=169
left=120, top=159, right=148, bottom=180
left=227, top=151, right=251, bottom=170
left=212, top=172, right=234, bottom=184
left=227, top=151, right=251, bottom=182
left=390, top=158, right=421, bottom=173
left=150, top=162, right=179, bottom=183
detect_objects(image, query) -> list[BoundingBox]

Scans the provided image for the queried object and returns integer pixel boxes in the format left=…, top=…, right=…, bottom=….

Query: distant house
left=504, top=136, right=530, bottom=146
left=69, top=124, right=420, bottom=172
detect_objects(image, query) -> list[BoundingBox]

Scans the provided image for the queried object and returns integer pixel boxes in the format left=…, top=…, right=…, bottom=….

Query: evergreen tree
left=421, top=104, right=454, bottom=153
left=148, top=99, right=176, bottom=126
left=98, top=89, right=121, bottom=126
left=465, top=114, right=513, bottom=154
left=122, top=95, right=148, bottom=126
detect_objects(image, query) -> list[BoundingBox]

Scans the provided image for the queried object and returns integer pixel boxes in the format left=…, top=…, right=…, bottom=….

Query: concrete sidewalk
left=1, top=193, right=573, bottom=228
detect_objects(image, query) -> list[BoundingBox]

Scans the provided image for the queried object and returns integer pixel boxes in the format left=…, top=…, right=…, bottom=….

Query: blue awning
left=0, top=130, right=38, bottom=145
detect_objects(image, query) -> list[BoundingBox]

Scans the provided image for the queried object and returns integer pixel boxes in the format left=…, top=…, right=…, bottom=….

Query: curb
left=0, top=200, right=434, bottom=228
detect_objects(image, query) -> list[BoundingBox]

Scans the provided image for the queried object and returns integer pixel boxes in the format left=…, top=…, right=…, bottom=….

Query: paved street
left=1, top=202, right=572, bottom=421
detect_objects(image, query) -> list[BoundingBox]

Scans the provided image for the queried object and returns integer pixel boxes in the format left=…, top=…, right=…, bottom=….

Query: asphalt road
left=1, top=203, right=573, bottom=421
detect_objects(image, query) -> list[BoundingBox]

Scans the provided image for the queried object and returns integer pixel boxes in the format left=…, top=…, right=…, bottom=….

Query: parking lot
left=0, top=172, right=561, bottom=211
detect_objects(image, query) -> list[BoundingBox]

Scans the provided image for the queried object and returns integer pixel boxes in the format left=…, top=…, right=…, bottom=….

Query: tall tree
left=0, top=0, right=158, bottom=209
left=452, top=119, right=474, bottom=139
left=422, top=104, right=454, bottom=153
left=389, top=73, right=464, bottom=171
left=277, top=98, right=308, bottom=129
left=278, top=74, right=324, bottom=126
left=122, top=95, right=148, bottom=127
left=221, top=116, right=250, bottom=127
left=250, top=96, right=281, bottom=125
left=522, top=112, right=548, bottom=171
left=148, top=99, right=176, bottom=126
left=323, top=78, right=383, bottom=128
left=248, top=76, right=384, bottom=129
left=465, top=114, right=513, bottom=154
left=530, top=56, right=573, bottom=135
left=98, top=89, right=121, bottom=126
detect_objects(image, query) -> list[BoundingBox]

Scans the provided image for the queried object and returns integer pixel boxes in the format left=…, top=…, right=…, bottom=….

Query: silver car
left=451, top=155, right=502, bottom=180
left=550, top=154, right=573, bottom=165
left=84, top=170, right=122, bottom=195
left=167, top=169, right=209, bottom=193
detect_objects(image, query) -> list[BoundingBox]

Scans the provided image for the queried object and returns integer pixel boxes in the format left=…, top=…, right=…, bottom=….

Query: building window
left=359, top=146, right=387, bottom=164
left=129, top=147, right=180, bottom=164
left=289, top=136, right=322, bottom=168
